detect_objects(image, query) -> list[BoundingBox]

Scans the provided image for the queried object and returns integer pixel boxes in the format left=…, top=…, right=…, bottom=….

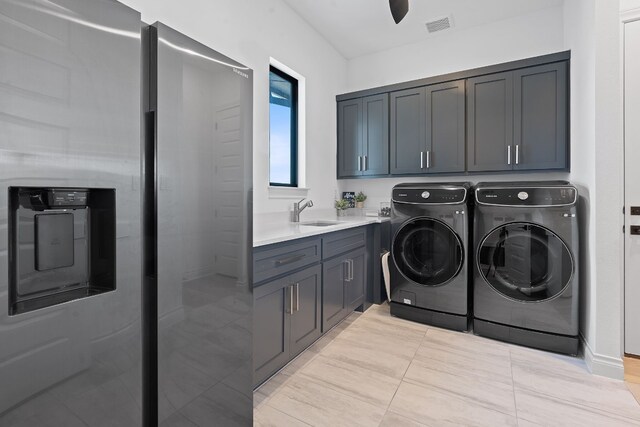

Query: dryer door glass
left=392, top=218, right=464, bottom=286
left=478, top=222, right=573, bottom=302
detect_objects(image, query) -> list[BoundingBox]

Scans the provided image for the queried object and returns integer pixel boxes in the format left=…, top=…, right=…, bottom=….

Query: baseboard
left=580, top=334, right=625, bottom=380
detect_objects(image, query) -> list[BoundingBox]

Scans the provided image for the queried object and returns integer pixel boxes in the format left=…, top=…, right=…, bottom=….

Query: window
left=269, top=66, right=298, bottom=187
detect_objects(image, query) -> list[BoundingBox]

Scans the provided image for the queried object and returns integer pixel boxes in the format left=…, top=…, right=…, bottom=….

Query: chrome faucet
left=292, top=198, right=313, bottom=222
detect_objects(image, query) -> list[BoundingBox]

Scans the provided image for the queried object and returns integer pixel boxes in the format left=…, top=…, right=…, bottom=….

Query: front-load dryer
left=389, top=183, right=471, bottom=331
left=473, top=181, right=579, bottom=355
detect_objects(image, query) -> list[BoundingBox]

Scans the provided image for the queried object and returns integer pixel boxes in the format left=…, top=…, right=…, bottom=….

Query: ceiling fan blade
left=389, top=0, right=409, bottom=24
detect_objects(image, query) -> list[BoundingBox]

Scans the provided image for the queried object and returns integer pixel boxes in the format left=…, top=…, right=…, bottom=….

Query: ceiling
left=282, top=0, right=564, bottom=59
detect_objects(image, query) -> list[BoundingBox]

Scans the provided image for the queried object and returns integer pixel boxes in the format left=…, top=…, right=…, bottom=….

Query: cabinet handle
left=420, top=151, right=425, bottom=169
left=295, top=283, right=299, bottom=312
left=345, top=259, right=352, bottom=282
left=349, top=259, right=354, bottom=281
left=275, top=254, right=306, bottom=266
left=286, top=285, right=294, bottom=314
left=515, top=145, right=520, bottom=165
left=363, top=155, right=367, bottom=171
left=507, top=145, right=512, bottom=165
left=426, top=150, right=431, bottom=169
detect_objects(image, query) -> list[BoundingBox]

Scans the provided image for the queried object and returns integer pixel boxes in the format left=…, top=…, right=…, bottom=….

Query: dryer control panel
left=476, top=186, right=577, bottom=206
left=392, top=187, right=467, bottom=204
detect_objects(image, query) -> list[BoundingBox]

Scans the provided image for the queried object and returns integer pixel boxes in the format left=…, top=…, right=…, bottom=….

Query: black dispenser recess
left=8, top=187, right=116, bottom=315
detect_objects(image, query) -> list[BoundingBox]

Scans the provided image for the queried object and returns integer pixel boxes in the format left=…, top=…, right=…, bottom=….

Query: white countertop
left=253, top=209, right=390, bottom=247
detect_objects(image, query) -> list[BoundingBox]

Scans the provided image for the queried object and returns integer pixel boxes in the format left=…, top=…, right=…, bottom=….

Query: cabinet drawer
left=322, top=227, right=366, bottom=260
left=253, top=237, right=321, bottom=284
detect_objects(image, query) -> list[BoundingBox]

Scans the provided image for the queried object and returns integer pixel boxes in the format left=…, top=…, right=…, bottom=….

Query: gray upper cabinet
left=425, top=80, right=466, bottom=173
left=362, top=94, right=389, bottom=176
left=390, top=81, right=465, bottom=175
left=390, top=87, right=426, bottom=175
left=467, top=72, right=514, bottom=172
left=337, top=94, right=389, bottom=178
left=339, top=52, right=571, bottom=177
left=467, top=62, right=568, bottom=172
left=513, top=62, right=568, bottom=170
left=337, top=99, right=362, bottom=177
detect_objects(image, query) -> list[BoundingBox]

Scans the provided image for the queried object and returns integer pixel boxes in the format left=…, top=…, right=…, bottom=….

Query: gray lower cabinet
left=289, top=266, right=323, bottom=356
left=322, top=247, right=366, bottom=332
left=322, top=256, right=347, bottom=332
left=254, top=264, right=321, bottom=386
left=337, top=94, right=389, bottom=178
left=390, top=81, right=465, bottom=175
left=253, top=226, right=368, bottom=386
left=467, top=62, right=567, bottom=172
left=345, top=248, right=366, bottom=310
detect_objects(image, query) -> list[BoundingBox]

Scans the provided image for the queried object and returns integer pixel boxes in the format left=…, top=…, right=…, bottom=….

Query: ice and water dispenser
left=8, top=187, right=116, bottom=315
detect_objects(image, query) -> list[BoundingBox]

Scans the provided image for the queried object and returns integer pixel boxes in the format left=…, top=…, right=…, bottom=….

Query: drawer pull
left=275, top=254, right=306, bottom=266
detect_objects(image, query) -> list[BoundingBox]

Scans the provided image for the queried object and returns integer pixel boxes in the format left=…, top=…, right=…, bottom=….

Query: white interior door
left=624, top=18, right=640, bottom=356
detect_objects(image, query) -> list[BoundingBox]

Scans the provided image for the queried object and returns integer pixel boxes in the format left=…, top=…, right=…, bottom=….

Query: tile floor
left=253, top=303, right=640, bottom=427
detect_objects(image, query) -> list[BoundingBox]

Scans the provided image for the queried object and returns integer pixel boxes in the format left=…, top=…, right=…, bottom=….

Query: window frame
left=269, top=65, right=299, bottom=188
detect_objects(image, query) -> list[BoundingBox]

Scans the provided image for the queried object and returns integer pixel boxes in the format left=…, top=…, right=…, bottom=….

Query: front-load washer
left=473, top=181, right=579, bottom=355
left=389, top=183, right=471, bottom=331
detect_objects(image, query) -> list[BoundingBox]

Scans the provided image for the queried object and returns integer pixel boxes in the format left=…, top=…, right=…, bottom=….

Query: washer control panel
left=392, top=187, right=466, bottom=204
left=476, top=187, right=577, bottom=206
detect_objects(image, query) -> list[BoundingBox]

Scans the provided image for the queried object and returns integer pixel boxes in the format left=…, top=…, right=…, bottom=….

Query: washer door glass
left=477, top=222, right=573, bottom=302
left=392, top=218, right=464, bottom=286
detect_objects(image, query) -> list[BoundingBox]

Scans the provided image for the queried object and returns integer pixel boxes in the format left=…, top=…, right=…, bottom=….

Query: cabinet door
left=513, top=62, right=568, bottom=170
left=337, top=99, right=363, bottom=178
left=390, top=87, right=426, bottom=175
left=467, top=72, right=514, bottom=172
left=362, top=94, right=389, bottom=176
left=425, top=80, right=466, bottom=173
left=253, top=277, right=291, bottom=385
left=322, top=256, right=347, bottom=332
left=344, top=248, right=366, bottom=311
left=289, top=265, right=322, bottom=356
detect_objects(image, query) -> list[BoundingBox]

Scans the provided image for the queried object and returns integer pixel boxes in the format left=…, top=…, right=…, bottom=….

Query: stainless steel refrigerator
left=0, top=1, right=253, bottom=426
left=0, top=0, right=144, bottom=425
left=142, top=23, right=253, bottom=426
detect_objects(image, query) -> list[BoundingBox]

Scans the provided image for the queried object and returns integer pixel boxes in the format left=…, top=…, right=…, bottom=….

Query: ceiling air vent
left=425, top=16, right=453, bottom=34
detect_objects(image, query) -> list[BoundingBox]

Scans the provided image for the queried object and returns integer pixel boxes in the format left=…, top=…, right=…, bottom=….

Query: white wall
left=563, top=0, right=598, bottom=370
left=346, top=6, right=565, bottom=92
left=592, top=0, right=625, bottom=377
left=563, top=0, right=627, bottom=380
left=119, top=0, right=348, bottom=214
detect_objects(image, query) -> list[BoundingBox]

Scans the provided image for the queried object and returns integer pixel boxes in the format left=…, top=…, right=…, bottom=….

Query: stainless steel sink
left=298, top=221, right=342, bottom=227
